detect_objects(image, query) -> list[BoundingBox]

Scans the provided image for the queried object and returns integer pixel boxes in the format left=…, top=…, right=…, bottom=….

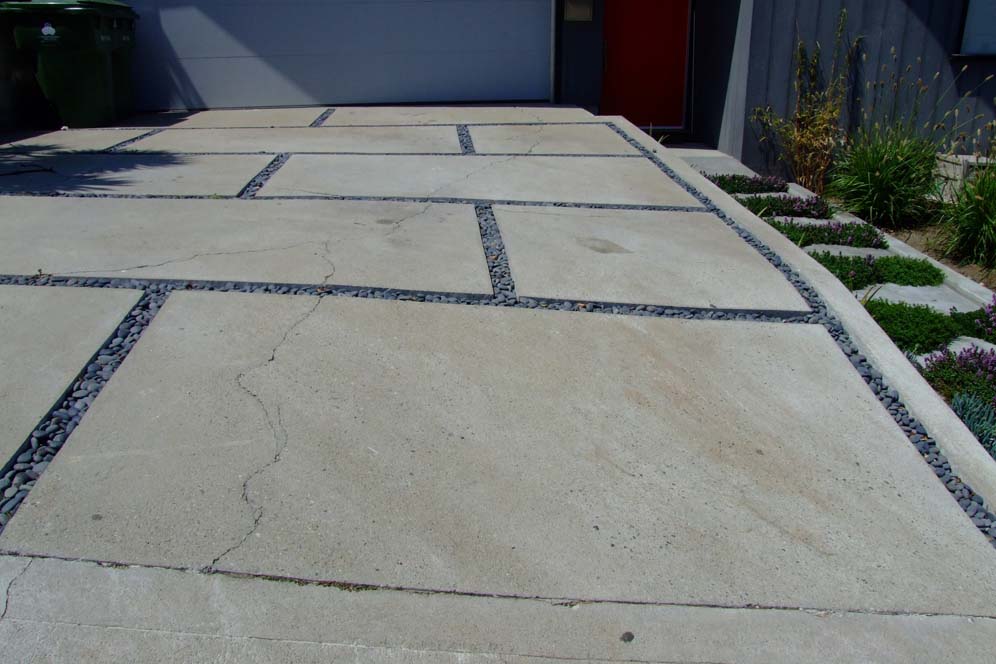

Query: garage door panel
left=171, top=50, right=550, bottom=108
left=131, top=0, right=552, bottom=108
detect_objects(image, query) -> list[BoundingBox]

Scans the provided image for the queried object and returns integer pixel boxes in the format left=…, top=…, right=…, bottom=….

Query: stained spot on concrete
left=578, top=237, right=631, bottom=254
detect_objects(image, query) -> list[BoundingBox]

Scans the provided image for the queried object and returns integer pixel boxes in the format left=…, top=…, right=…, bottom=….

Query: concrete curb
left=602, top=116, right=996, bottom=513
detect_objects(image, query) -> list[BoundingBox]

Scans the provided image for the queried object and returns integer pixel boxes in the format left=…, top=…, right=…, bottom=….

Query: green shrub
left=707, top=174, right=788, bottom=194
left=770, top=220, right=887, bottom=248
left=828, top=125, right=939, bottom=227
left=740, top=195, right=833, bottom=219
left=865, top=300, right=963, bottom=353
left=941, top=164, right=996, bottom=267
left=950, top=392, right=996, bottom=456
left=811, top=253, right=943, bottom=289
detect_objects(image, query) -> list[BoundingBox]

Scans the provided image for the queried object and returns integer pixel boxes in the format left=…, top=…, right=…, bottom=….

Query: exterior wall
left=555, top=0, right=604, bottom=112
left=125, top=0, right=554, bottom=110
left=739, top=0, right=996, bottom=174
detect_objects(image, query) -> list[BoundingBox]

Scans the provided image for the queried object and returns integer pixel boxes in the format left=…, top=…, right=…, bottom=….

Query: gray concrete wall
left=737, top=0, right=996, bottom=175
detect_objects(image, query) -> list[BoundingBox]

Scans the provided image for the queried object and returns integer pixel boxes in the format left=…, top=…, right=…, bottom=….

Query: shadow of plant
left=0, top=144, right=189, bottom=194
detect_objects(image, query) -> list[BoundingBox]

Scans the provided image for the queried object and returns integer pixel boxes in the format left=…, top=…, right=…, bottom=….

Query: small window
left=961, top=0, right=996, bottom=55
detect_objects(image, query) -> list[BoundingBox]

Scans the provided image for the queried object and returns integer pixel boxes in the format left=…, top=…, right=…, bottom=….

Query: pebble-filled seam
left=237, top=153, right=291, bottom=199
left=104, top=129, right=166, bottom=152
left=457, top=125, right=476, bottom=154
left=604, top=121, right=996, bottom=548
left=309, top=108, right=336, bottom=127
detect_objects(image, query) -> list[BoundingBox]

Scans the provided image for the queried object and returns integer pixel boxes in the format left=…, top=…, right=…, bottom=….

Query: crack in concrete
left=58, top=240, right=325, bottom=277
left=0, top=617, right=705, bottom=664
left=208, top=298, right=322, bottom=570
left=0, top=558, right=32, bottom=620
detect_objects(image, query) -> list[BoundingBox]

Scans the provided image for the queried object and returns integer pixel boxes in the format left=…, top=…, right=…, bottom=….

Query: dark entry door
left=600, top=0, right=690, bottom=128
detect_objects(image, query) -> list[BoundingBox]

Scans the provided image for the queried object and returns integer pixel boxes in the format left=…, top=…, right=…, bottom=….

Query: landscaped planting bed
left=707, top=173, right=788, bottom=195
left=739, top=194, right=833, bottom=219
left=864, top=299, right=995, bottom=354
left=768, top=218, right=888, bottom=248
left=810, top=253, right=944, bottom=290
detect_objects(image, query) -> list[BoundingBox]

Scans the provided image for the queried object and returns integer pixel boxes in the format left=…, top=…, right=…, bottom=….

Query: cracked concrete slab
left=469, top=124, right=640, bottom=155
left=125, top=126, right=463, bottom=154
left=259, top=154, right=702, bottom=206
left=494, top=206, right=809, bottom=310
left=0, top=197, right=491, bottom=293
left=0, top=286, right=142, bottom=463
left=1, top=129, right=150, bottom=153
left=0, top=153, right=273, bottom=196
left=129, top=107, right=329, bottom=128
left=4, top=293, right=995, bottom=616
left=0, top=554, right=994, bottom=664
left=322, top=106, right=595, bottom=126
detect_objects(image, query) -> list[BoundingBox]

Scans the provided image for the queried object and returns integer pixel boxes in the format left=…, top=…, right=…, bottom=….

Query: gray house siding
left=695, top=0, right=996, bottom=174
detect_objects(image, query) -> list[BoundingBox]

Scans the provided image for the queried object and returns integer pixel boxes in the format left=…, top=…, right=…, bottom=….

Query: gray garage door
left=128, top=0, right=553, bottom=110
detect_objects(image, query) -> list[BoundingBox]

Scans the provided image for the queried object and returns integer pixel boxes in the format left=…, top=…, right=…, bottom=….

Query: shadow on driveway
left=0, top=146, right=189, bottom=194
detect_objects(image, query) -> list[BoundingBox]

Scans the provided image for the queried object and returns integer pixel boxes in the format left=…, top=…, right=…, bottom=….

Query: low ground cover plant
left=950, top=392, right=996, bottom=457
left=740, top=194, right=833, bottom=219
left=769, top=219, right=887, bottom=248
left=864, top=300, right=989, bottom=354
left=707, top=173, right=788, bottom=195
left=811, top=253, right=943, bottom=290
left=923, top=345, right=996, bottom=405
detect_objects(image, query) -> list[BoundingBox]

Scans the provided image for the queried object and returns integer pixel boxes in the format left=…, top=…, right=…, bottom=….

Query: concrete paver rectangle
left=0, top=197, right=491, bottom=294
left=3, top=293, right=994, bottom=616
left=322, top=106, right=595, bottom=126
left=1, top=129, right=150, bottom=153
left=469, top=124, right=640, bottom=154
left=1, top=554, right=994, bottom=664
left=125, top=126, right=462, bottom=154
left=259, top=154, right=702, bottom=207
left=0, top=286, right=142, bottom=463
left=130, top=107, right=328, bottom=128
left=0, top=153, right=273, bottom=196
left=495, top=205, right=809, bottom=310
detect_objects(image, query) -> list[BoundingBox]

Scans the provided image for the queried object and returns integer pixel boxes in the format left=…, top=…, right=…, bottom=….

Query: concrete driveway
left=0, top=107, right=994, bottom=663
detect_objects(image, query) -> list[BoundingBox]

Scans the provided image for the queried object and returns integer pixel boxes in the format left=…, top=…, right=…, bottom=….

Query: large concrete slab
left=1, top=129, right=149, bottom=153
left=125, top=126, right=462, bottom=154
left=130, top=107, right=328, bottom=128
left=0, top=554, right=993, bottom=664
left=0, top=197, right=491, bottom=294
left=4, top=293, right=995, bottom=616
left=323, top=106, right=595, bottom=126
left=0, top=286, right=141, bottom=462
left=495, top=206, right=809, bottom=310
left=469, top=123, right=640, bottom=155
left=0, top=153, right=272, bottom=196
left=259, top=154, right=702, bottom=206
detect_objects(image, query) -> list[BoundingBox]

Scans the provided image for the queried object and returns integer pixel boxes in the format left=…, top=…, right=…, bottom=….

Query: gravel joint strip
left=309, top=108, right=335, bottom=127
left=605, top=122, right=996, bottom=547
left=457, top=125, right=476, bottom=154
left=237, top=153, right=290, bottom=199
left=104, top=128, right=165, bottom=152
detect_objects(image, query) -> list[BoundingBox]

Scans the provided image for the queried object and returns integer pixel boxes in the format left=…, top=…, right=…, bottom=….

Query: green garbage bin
left=0, top=0, right=137, bottom=127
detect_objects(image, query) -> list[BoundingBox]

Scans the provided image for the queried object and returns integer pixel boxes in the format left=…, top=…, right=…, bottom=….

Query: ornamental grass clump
left=942, top=160, right=996, bottom=267
left=739, top=194, right=833, bottom=219
left=706, top=174, right=789, bottom=195
left=751, top=10, right=858, bottom=194
left=828, top=125, right=939, bottom=227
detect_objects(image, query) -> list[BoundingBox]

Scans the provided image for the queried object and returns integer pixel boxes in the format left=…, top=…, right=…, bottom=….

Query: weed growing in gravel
left=769, top=220, right=887, bottom=248
left=706, top=174, right=788, bottom=195
left=811, top=253, right=943, bottom=290
left=740, top=195, right=833, bottom=219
